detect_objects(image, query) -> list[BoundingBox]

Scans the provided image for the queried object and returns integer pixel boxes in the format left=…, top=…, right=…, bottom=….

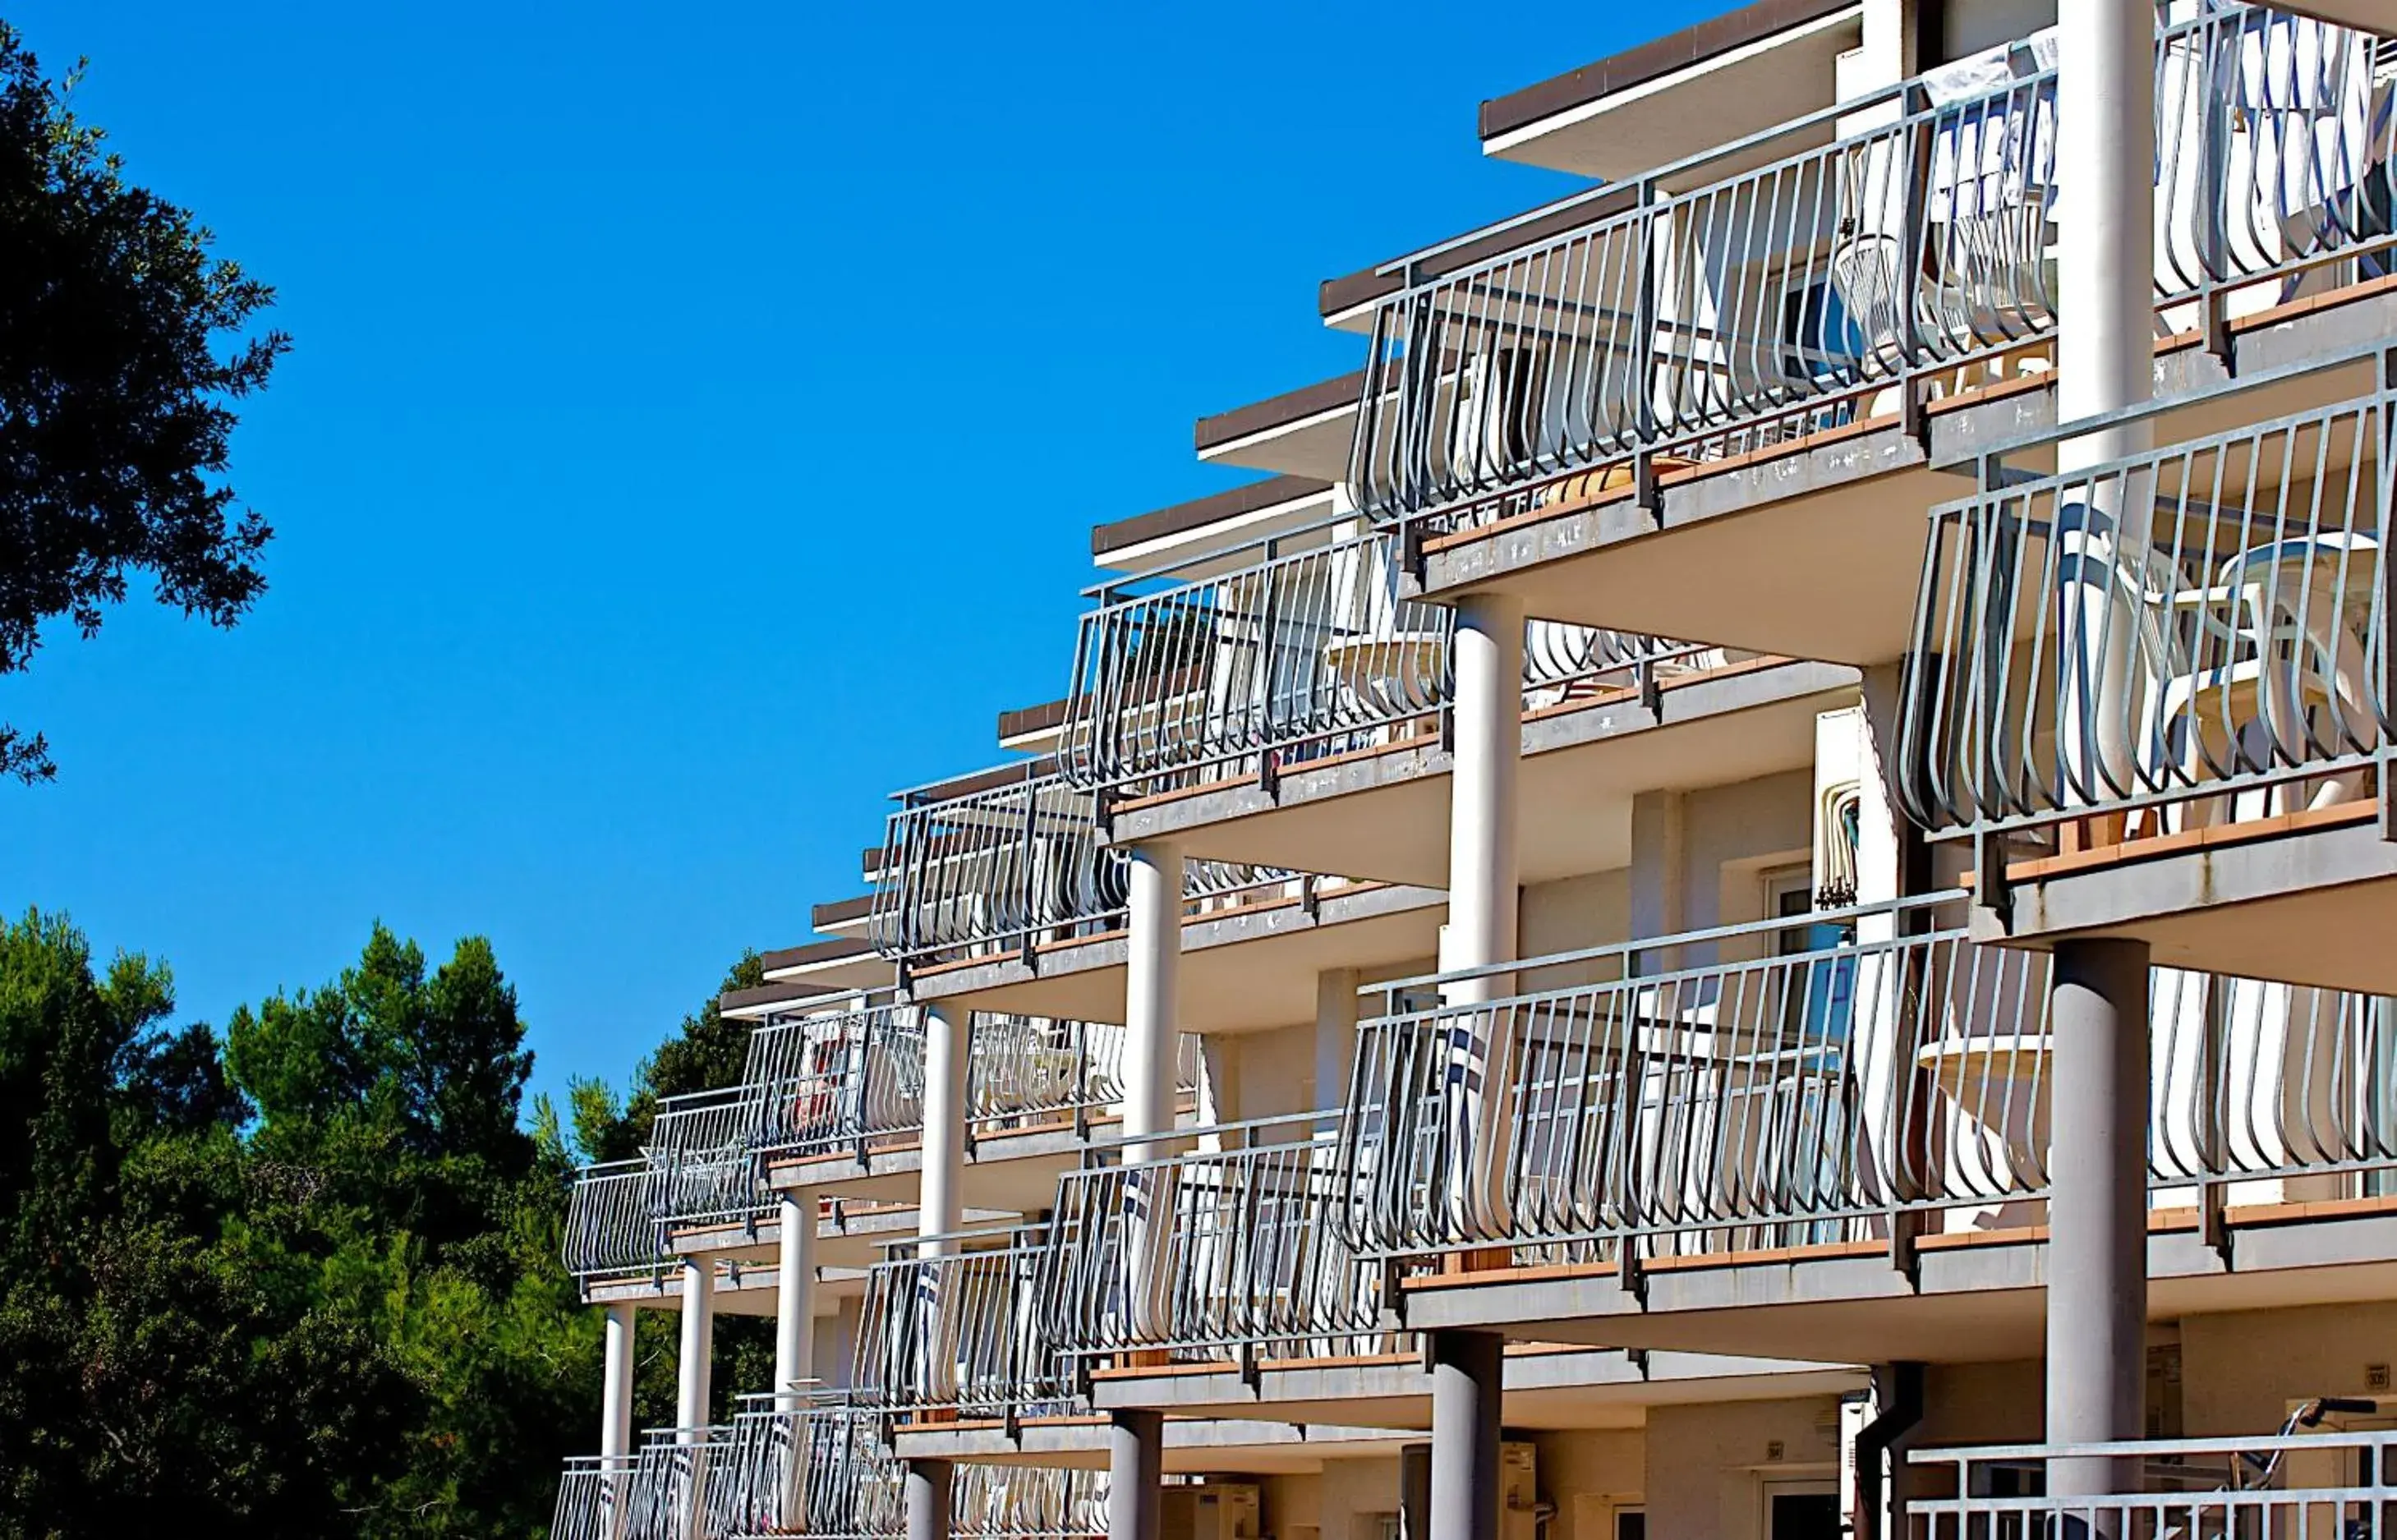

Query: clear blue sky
left=0, top=1, right=1699, bottom=1115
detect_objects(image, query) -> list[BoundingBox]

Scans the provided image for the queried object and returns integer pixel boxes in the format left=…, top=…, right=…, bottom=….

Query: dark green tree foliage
left=0, top=25, right=288, bottom=783
left=0, top=911, right=601, bottom=1538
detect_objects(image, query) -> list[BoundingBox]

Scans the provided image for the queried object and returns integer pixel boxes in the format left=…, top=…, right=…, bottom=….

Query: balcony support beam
left=1108, top=1409, right=1164, bottom=1540
left=2045, top=937, right=2151, bottom=1500
left=775, top=1189, right=817, bottom=1402
left=907, top=1458, right=953, bottom=1540
left=600, top=1302, right=635, bottom=1461
left=1430, top=1329, right=1503, bottom=1540
left=675, top=1256, right=714, bottom=1435
left=1125, top=842, right=1184, bottom=1163
left=922, top=1003, right=968, bottom=1250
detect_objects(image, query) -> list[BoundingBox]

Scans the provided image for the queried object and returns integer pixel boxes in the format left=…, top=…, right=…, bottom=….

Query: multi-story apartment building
left=552, top=3, right=2397, bottom=1539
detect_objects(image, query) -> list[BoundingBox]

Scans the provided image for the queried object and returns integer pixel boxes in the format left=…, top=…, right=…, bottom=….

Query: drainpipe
left=1852, top=1361, right=1925, bottom=1540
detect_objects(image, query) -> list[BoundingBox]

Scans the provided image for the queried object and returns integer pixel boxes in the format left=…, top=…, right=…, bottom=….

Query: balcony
left=550, top=1395, right=1109, bottom=1540
left=1332, top=895, right=2397, bottom=1363
left=849, top=1119, right=1861, bottom=1441
left=1338, top=7, right=2397, bottom=666
left=1064, top=515, right=1854, bottom=885
left=1896, top=373, right=2394, bottom=992
left=855, top=1222, right=1081, bottom=1426
left=871, top=761, right=1447, bottom=1031
left=562, top=1010, right=1188, bottom=1258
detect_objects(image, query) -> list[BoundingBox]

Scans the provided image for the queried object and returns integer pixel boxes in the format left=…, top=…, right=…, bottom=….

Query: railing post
left=1631, top=178, right=1660, bottom=520
left=1898, top=89, right=1935, bottom=448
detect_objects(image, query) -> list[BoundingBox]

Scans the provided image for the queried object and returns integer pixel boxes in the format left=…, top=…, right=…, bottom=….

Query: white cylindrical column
left=919, top=1002, right=969, bottom=1252
left=1109, top=1409, right=1165, bottom=1540
left=1124, top=840, right=1184, bottom=1163
left=1430, top=1330, right=1504, bottom=1540
left=907, top=1458, right=954, bottom=1540
left=1447, top=595, right=1523, bottom=1004
left=2046, top=938, right=2151, bottom=1499
left=675, top=1256, right=715, bottom=1436
left=2054, top=0, right=2160, bottom=797
left=1443, top=595, right=1524, bottom=1237
left=2057, top=0, right=2157, bottom=466
left=600, top=1303, right=637, bottom=1460
left=775, top=1190, right=818, bottom=1403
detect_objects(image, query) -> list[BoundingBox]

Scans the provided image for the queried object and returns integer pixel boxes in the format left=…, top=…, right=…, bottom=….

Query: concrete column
left=1430, top=1330, right=1503, bottom=1540
left=1314, top=967, right=1360, bottom=1129
left=2043, top=5, right=2157, bottom=1493
left=2046, top=938, right=2151, bottom=1497
left=1447, top=596, right=1523, bottom=1004
left=1108, top=1409, right=1165, bottom=1540
left=1628, top=789, right=1690, bottom=962
left=920, top=1003, right=968, bottom=1251
left=775, top=1191, right=817, bottom=1403
left=1125, top=840, right=1184, bottom=1162
left=2058, top=0, right=2157, bottom=464
left=676, top=1256, right=715, bottom=1434
left=906, top=1457, right=953, bottom=1540
left=2055, top=0, right=2160, bottom=800
left=600, top=1303, right=637, bottom=1460
left=1444, top=596, right=1524, bottom=1239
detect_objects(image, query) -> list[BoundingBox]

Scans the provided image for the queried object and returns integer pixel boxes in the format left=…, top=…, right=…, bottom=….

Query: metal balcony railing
left=552, top=1453, right=637, bottom=1540
left=550, top=1396, right=1107, bottom=1540
left=1040, top=1114, right=1401, bottom=1366
left=1337, top=895, right=2397, bottom=1265
left=1062, top=518, right=1719, bottom=798
left=868, top=762, right=1298, bottom=969
left=564, top=1158, right=675, bottom=1280
left=1350, top=5, right=2395, bottom=534
left=1910, top=1426, right=2397, bottom=1540
left=1895, top=384, right=2390, bottom=845
left=562, top=1011, right=1203, bottom=1283
left=855, top=1224, right=1081, bottom=1420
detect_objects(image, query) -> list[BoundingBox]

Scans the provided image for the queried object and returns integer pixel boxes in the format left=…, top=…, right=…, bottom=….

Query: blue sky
left=0, top=1, right=1697, bottom=1115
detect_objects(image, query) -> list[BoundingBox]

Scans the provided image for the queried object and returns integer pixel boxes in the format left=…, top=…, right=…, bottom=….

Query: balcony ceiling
left=1483, top=7, right=1861, bottom=181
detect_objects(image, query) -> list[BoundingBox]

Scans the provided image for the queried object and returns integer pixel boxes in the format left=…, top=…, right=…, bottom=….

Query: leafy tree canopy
left=0, top=24, right=288, bottom=784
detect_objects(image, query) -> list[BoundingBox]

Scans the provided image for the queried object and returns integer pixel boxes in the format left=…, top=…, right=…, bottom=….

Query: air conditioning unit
left=1162, top=1483, right=1262, bottom=1540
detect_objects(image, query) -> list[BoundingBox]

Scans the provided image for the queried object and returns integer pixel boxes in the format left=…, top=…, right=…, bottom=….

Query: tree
left=0, top=24, right=288, bottom=784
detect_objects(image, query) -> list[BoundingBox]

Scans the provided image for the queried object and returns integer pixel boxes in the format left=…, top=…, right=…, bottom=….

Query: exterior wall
left=2182, top=1302, right=2397, bottom=1436
left=1521, top=868, right=1634, bottom=991
left=1939, top=0, right=2056, bottom=60
left=1228, top=1021, right=1315, bottom=1122
left=1645, top=1396, right=1844, bottom=1540
left=1529, top=1428, right=1646, bottom=1540
left=1312, top=1455, right=1403, bottom=1540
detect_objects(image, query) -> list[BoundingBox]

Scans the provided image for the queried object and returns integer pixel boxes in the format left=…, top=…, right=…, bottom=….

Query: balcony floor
left=1085, top=1345, right=1858, bottom=1428
left=888, top=1416, right=1415, bottom=1473
left=1415, top=281, right=2397, bottom=669
left=1971, top=807, right=2397, bottom=998
left=1106, top=658, right=1856, bottom=890
left=1389, top=1197, right=2397, bottom=1365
